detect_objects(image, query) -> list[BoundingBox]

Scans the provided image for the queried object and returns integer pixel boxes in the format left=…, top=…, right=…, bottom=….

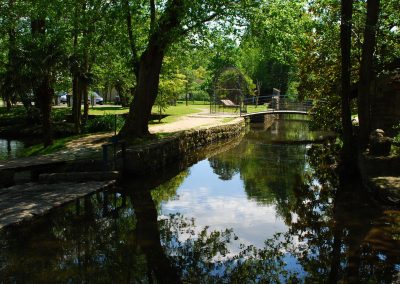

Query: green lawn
left=89, top=106, right=130, bottom=115
left=214, top=104, right=268, bottom=114
left=151, top=104, right=208, bottom=124
left=88, top=104, right=208, bottom=122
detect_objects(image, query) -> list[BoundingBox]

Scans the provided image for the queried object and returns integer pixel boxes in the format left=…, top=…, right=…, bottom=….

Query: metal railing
left=240, top=95, right=313, bottom=116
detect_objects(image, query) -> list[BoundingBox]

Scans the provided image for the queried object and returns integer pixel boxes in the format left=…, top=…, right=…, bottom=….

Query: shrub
left=84, top=114, right=125, bottom=133
left=392, top=122, right=400, bottom=155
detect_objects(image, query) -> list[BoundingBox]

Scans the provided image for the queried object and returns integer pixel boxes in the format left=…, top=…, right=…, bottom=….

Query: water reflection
left=0, top=139, right=24, bottom=160
left=0, top=117, right=399, bottom=282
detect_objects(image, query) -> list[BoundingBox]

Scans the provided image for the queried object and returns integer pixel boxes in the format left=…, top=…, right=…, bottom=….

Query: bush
left=392, top=122, right=400, bottom=155
left=84, top=114, right=125, bottom=133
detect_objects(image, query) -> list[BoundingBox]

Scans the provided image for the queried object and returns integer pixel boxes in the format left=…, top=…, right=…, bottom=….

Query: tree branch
left=122, top=0, right=140, bottom=78
left=150, top=0, right=156, bottom=32
left=180, top=12, right=219, bottom=35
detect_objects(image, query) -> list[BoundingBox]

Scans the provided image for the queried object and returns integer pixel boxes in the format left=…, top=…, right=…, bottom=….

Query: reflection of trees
left=0, top=191, right=148, bottom=282
left=209, top=158, right=238, bottom=180
left=209, top=119, right=309, bottom=223
left=285, top=144, right=400, bottom=283
left=0, top=185, right=297, bottom=283
left=1, top=130, right=399, bottom=282
left=158, top=213, right=298, bottom=283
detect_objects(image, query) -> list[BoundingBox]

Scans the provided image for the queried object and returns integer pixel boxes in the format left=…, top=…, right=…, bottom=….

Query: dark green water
left=0, top=117, right=399, bottom=283
left=0, top=139, right=24, bottom=160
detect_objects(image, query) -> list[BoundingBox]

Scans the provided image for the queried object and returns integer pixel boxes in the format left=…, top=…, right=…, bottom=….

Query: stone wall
left=371, top=72, right=400, bottom=135
left=124, top=118, right=246, bottom=175
left=358, top=153, right=400, bottom=177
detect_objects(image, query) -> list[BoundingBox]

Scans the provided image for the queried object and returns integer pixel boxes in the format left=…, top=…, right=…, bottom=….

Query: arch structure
left=210, top=66, right=252, bottom=114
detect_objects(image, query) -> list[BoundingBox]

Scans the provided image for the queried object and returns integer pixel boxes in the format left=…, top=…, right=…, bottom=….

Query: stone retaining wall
left=124, top=118, right=246, bottom=175
left=358, top=153, right=400, bottom=177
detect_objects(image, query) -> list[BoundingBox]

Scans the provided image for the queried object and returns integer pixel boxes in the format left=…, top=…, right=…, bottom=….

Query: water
left=0, top=139, right=24, bottom=160
left=0, top=116, right=399, bottom=283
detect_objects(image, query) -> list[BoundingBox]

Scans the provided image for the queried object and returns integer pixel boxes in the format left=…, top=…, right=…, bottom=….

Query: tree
left=340, top=0, right=356, bottom=166
left=358, top=0, right=381, bottom=149
left=119, top=0, right=251, bottom=139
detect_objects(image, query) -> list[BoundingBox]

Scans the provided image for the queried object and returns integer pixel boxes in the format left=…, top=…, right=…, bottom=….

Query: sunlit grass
left=150, top=104, right=208, bottom=124
left=89, top=106, right=130, bottom=115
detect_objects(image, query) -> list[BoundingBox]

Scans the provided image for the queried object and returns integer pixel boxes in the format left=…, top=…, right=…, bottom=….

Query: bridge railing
left=240, top=95, right=313, bottom=115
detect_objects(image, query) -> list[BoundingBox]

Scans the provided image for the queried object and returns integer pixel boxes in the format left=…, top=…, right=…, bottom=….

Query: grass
left=89, top=106, right=130, bottom=115
left=150, top=104, right=208, bottom=124
left=18, top=134, right=86, bottom=157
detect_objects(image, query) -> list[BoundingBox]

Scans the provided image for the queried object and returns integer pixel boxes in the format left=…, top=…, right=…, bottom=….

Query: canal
left=0, top=116, right=399, bottom=283
left=0, top=139, right=25, bottom=160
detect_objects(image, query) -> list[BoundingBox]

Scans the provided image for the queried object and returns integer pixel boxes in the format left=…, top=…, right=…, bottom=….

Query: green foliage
left=392, top=122, right=400, bottom=155
left=83, top=114, right=125, bottom=133
left=215, top=67, right=255, bottom=102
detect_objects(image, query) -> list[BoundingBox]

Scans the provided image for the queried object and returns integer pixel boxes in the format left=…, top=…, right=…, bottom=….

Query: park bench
left=220, top=99, right=239, bottom=112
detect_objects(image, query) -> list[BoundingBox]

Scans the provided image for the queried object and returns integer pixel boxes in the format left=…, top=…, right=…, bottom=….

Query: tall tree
left=119, top=0, right=249, bottom=139
left=358, top=0, right=380, bottom=149
left=340, top=0, right=355, bottom=166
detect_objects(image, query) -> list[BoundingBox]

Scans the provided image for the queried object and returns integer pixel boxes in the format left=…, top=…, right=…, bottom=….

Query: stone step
left=368, top=176, right=400, bottom=205
left=38, top=171, right=120, bottom=183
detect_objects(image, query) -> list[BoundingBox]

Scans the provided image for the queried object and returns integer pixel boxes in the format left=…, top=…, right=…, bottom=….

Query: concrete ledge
left=0, top=180, right=116, bottom=229
left=39, top=171, right=120, bottom=183
left=124, top=118, right=246, bottom=175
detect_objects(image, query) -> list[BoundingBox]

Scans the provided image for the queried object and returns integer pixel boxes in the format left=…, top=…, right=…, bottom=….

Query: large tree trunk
left=5, top=0, right=16, bottom=112
left=37, top=78, right=54, bottom=146
left=340, top=0, right=356, bottom=167
left=358, top=0, right=380, bottom=150
left=119, top=0, right=186, bottom=139
left=119, top=46, right=164, bottom=138
left=72, top=73, right=82, bottom=133
left=31, top=18, right=54, bottom=146
left=71, top=1, right=82, bottom=134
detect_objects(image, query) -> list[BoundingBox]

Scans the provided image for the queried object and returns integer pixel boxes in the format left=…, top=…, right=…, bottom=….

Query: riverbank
left=358, top=153, right=400, bottom=205
left=0, top=114, right=245, bottom=229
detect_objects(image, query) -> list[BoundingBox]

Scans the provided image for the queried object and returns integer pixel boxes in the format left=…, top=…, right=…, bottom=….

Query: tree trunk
left=72, top=73, right=82, bottom=133
left=82, top=50, right=89, bottom=124
left=37, top=78, right=54, bottom=146
left=31, top=18, right=53, bottom=146
left=340, top=0, right=356, bottom=167
left=123, top=0, right=140, bottom=79
left=5, top=0, right=16, bottom=112
left=130, top=189, right=182, bottom=283
left=119, top=46, right=164, bottom=138
left=71, top=1, right=82, bottom=133
left=119, top=0, right=185, bottom=139
left=358, top=0, right=380, bottom=150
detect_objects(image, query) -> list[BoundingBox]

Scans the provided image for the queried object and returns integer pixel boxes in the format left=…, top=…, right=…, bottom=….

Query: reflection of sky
left=160, top=159, right=288, bottom=249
